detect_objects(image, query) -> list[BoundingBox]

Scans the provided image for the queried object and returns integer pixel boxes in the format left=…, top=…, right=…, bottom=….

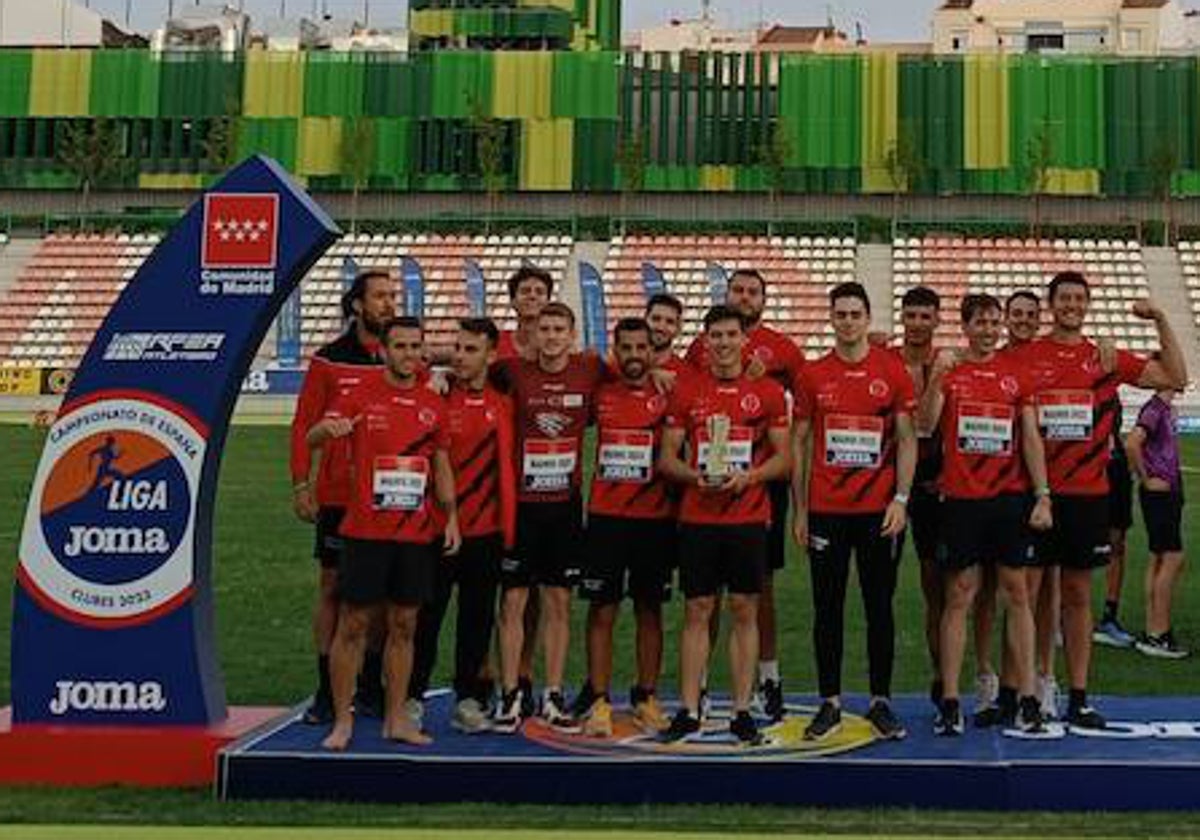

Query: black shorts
left=580, top=515, right=675, bottom=605
left=314, top=506, right=346, bottom=569
left=677, top=523, right=767, bottom=599
left=1036, top=495, right=1112, bottom=570
left=502, top=497, right=584, bottom=590
left=339, top=538, right=438, bottom=606
left=1140, top=487, right=1184, bottom=554
left=938, top=494, right=1033, bottom=571
left=908, top=484, right=942, bottom=563
left=766, top=479, right=791, bottom=572
left=1108, top=457, right=1134, bottom=532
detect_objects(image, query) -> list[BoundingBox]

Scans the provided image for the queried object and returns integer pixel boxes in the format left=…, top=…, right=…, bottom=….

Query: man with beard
left=290, top=270, right=394, bottom=724
left=684, top=269, right=803, bottom=721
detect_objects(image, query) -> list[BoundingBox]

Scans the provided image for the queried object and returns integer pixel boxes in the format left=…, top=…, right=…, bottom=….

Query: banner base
left=0, top=706, right=283, bottom=787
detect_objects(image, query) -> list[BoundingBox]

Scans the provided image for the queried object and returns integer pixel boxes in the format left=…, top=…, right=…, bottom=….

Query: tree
left=1023, top=121, right=1053, bottom=239
left=614, top=131, right=647, bottom=236
left=57, top=117, right=129, bottom=222
left=339, top=117, right=376, bottom=237
left=470, top=100, right=508, bottom=236
left=756, top=121, right=792, bottom=235
left=883, top=126, right=925, bottom=234
left=1148, top=140, right=1180, bottom=246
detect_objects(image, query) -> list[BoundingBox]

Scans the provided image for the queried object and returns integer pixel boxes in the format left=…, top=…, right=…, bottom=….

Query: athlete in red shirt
left=496, top=266, right=552, bottom=362
left=684, top=269, right=802, bottom=721
left=659, top=305, right=792, bottom=745
left=918, top=294, right=1053, bottom=735
left=491, top=302, right=607, bottom=732
left=408, top=318, right=516, bottom=733
left=646, top=292, right=691, bottom=380
left=792, top=282, right=916, bottom=742
left=289, top=269, right=393, bottom=725
left=575, top=317, right=676, bottom=737
left=1013, top=271, right=1185, bottom=728
left=308, top=317, right=461, bottom=750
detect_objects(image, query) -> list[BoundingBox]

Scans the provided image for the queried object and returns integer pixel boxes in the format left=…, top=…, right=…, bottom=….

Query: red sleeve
left=792, top=369, right=814, bottom=421
left=433, top=398, right=451, bottom=450
left=893, top=359, right=917, bottom=413
left=665, top=386, right=690, bottom=428
left=494, top=393, right=517, bottom=550
left=290, top=357, right=329, bottom=482
left=765, top=382, right=789, bottom=428
left=780, top=335, right=806, bottom=384
left=684, top=334, right=708, bottom=370
left=1116, top=349, right=1149, bottom=386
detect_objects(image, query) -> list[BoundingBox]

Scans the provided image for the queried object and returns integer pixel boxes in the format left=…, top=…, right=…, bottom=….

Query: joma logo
left=49, top=680, right=167, bottom=715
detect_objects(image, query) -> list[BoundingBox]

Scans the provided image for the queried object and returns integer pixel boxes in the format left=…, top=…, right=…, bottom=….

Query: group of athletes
left=290, top=261, right=1187, bottom=750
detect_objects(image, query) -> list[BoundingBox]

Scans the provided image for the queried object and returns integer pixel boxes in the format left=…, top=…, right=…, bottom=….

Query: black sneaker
left=1066, top=704, right=1107, bottom=731
left=662, top=709, right=701, bottom=743
left=760, top=679, right=785, bottom=722
left=570, top=682, right=598, bottom=718
left=933, top=698, right=964, bottom=737
left=492, top=688, right=523, bottom=734
left=518, top=676, right=535, bottom=719
left=730, top=710, right=764, bottom=746
left=803, top=700, right=842, bottom=741
left=972, top=705, right=1003, bottom=729
left=1018, top=695, right=1047, bottom=734
left=866, top=699, right=907, bottom=740
left=302, top=691, right=333, bottom=725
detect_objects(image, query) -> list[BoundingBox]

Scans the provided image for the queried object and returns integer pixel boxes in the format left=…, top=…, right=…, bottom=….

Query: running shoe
left=803, top=700, right=842, bottom=741
left=1093, top=618, right=1137, bottom=649
left=662, top=709, right=701, bottom=743
left=582, top=697, right=614, bottom=738
left=933, top=699, right=964, bottom=737
left=730, top=710, right=764, bottom=746
left=866, top=699, right=907, bottom=741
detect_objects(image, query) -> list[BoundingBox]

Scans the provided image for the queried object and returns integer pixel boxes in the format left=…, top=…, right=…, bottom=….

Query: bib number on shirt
left=1037, top=390, right=1094, bottom=441
left=825, top=414, right=884, bottom=468
left=523, top=438, right=578, bottom=493
left=598, top=429, right=654, bottom=483
left=958, top=402, right=1014, bottom=456
left=372, top=456, right=429, bottom=511
left=696, top=426, right=753, bottom=479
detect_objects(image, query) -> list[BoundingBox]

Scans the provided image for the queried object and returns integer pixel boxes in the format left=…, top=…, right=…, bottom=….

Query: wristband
left=292, top=481, right=311, bottom=492
left=893, top=492, right=909, bottom=506
left=1035, top=486, right=1051, bottom=499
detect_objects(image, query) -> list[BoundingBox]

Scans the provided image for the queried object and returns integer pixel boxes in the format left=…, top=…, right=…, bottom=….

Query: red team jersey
left=589, top=380, right=674, bottom=520
left=498, top=354, right=607, bottom=504
left=289, top=332, right=380, bottom=508
left=1014, top=337, right=1147, bottom=497
left=445, top=384, right=517, bottom=547
left=665, top=372, right=789, bottom=526
left=685, top=323, right=805, bottom=392
left=936, top=356, right=1031, bottom=500
left=795, top=347, right=916, bottom=515
left=330, top=371, right=450, bottom=544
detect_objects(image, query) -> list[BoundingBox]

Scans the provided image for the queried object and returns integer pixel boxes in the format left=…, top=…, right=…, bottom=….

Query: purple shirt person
left=1134, top=392, right=1182, bottom=493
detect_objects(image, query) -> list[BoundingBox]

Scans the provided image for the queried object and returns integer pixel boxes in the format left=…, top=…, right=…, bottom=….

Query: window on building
left=1027, top=33, right=1065, bottom=53
left=1123, top=29, right=1142, bottom=52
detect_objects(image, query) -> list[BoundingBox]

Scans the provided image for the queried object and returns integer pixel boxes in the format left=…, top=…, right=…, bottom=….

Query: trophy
left=703, top=413, right=732, bottom=486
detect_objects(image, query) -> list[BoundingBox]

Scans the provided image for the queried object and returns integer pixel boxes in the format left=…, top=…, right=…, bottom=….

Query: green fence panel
left=0, top=50, right=31, bottom=116
left=644, top=164, right=699, bottom=191
left=372, top=117, right=412, bottom=182
left=1105, top=58, right=1195, bottom=191
left=1009, top=56, right=1104, bottom=171
left=362, top=53, right=418, bottom=117
left=305, top=52, right=366, bottom=117
left=572, top=118, right=617, bottom=189
left=430, top=52, right=493, bottom=119
left=158, top=53, right=243, bottom=117
left=553, top=51, right=619, bottom=119
left=779, top=55, right=861, bottom=169
left=899, top=55, right=964, bottom=193
left=89, top=50, right=160, bottom=117
left=236, top=118, right=298, bottom=171
left=962, top=168, right=1025, bottom=195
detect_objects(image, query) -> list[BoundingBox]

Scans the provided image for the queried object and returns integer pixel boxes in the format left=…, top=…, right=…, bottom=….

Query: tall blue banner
left=641, top=261, right=666, bottom=300
left=10, top=156, right=339, bottom=725
left=276, top=287, right=302, bottom=368
left=401, top=257, right=425, bottom=320
left=707, top=261, right=729, bottom=306
left=579, top=261, right=608, bottom=355
left=340, top=255, right=359, bottom=293
left=464, top=259, right=487, bottom=318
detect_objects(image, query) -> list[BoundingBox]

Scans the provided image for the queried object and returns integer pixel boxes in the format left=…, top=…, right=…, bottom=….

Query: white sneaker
left=452, top=698, right=490, bottom=733
left=1036, top=674, right=1059, bottom=720
left=974, top=672, right=999, bottom=714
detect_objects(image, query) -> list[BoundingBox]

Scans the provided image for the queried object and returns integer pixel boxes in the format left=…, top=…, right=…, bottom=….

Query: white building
left=0, top=0, right=102, bottom=47
left=627, top=17, right=757, bottom=53
left=932, top=0, right=1192, bottom=55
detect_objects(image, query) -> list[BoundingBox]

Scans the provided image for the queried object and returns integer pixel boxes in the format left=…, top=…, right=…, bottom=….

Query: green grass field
left=1, top=423, right=1200, bottom=833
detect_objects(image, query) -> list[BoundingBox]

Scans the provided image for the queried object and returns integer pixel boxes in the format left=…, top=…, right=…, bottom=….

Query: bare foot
left=321, top=722, right=353, bottom=751
left=383, top=719, right=433, bottom=746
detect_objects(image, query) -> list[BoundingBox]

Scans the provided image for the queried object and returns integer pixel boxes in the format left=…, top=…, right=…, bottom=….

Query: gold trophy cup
left=703, top=413, right=732, bottom=487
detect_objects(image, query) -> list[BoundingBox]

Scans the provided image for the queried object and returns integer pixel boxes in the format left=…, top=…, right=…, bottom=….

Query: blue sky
left=90, top=1, right=936, bottom=43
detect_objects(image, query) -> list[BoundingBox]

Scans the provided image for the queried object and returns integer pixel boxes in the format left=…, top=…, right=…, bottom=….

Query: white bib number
left=598, top=429, right=654, bottom=483
left=825, top=414, right=884, bottom=468
left=523, top=438, right=578, bottom=493
left=372, top=456, right=429, bottom=511
left=1037, top=390, right=1094, bottom=441
left=696, top=426, right=753, bottom=478
left=957, top=402, right=1014, bottom=455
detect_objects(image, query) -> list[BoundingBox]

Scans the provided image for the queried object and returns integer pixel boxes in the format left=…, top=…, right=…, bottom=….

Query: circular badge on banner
left=18, top=394, right=207, bottom=626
